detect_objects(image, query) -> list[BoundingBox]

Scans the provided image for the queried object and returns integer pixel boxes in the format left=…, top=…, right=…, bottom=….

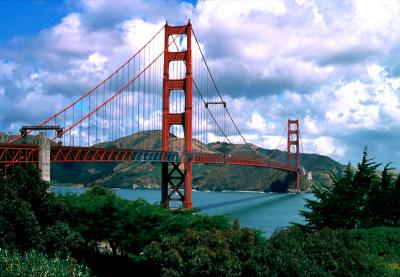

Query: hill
left=51, top=131, right=345, bottom=192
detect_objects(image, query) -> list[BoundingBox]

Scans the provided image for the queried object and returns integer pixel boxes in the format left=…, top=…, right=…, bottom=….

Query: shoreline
left=50, top=185, right=278, bottom=194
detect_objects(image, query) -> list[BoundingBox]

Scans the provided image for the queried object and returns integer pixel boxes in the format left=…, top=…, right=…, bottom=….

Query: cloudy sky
left=0, top=0, right=399, bottom=168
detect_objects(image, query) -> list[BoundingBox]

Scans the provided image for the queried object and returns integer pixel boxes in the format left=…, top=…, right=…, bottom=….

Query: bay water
left=51, top=187, right=313, bottom=236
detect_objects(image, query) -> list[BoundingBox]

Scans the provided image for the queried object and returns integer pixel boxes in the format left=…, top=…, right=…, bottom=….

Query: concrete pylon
left=38, top=132, right=50, bottom=182
left=0, top=132, right=8, bottom=143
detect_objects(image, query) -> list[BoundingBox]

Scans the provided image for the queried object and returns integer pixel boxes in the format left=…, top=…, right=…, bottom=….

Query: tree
left=389, top=174, right=400, bottom=225
left=364, top=164, right=394, bottom=227
left=351, top=147, right=380, bottom=226
left=0, top=165, right=72, bottom=254
left=42, top=221, right=84, bottom=258
left=301, top=163, right=358, bottom=229
left=302, top=147, right=398, bottom=229
left=0, top=167, right=42, bottom=251
left=9, top=166, right=48, bottom=210
left=4, top=165, right=61, bottom=227
left=60, top=185, right=231, bottom=257
left=0, top=194, right=41, bottom=251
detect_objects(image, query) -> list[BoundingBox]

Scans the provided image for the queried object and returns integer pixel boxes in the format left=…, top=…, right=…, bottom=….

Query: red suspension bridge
left=0, top=21, right=302, bottom=209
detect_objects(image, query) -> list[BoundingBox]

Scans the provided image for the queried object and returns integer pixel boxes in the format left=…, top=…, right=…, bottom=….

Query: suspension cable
left=192, top=29, right=250, bottom=147
left=10, top=24, right=165, bottom=143
left=50, top=25, right=187, bottom=141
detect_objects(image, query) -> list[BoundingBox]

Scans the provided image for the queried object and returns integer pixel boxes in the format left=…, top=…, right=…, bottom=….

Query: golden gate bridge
left=0, top=21, right=302, bottom=209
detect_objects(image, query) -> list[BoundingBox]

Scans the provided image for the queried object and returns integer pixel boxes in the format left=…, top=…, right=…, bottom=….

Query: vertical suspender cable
left=88, top=92, right=91, bottom=146
left=143, top=45, right=145, bottom=141
left=121, top=65, right=124, bottom=139
left=134, top=58, right=137, bottom=139
left=80, top=99, right=83, bottom=145
left=127, top=58, right=130, bottom=140
left=138, top=49, right=141, bottom=142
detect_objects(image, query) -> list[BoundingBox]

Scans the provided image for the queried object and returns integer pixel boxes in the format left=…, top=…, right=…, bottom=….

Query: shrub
left=142, top=226, right=400, bottom=277
left=0, top=248, right=90, bottom=277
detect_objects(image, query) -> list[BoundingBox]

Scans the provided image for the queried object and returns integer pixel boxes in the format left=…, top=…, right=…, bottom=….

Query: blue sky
left=0, top=1, right=69, bottom=42
left=0, top=0, right=399, bottom=168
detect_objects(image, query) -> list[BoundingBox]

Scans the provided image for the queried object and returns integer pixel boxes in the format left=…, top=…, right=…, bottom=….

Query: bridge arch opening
left=168, top=61, right=186, bottom=79
left=168, top=90, right=185, bottom=113
left=168, top=34, right=187, bottom=52
left=169, top=125, right=185, bottom=153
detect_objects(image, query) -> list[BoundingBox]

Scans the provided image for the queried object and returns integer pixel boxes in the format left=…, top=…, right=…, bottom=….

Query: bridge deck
left=0, top=144, right=296, bottom=173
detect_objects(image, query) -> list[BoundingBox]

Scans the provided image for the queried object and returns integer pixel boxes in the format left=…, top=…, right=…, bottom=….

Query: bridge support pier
left=0, top=133, right=8, bottom=143
left=38, top=133, right=50, bottom=182
left=161, top=162, right=192, bottom=209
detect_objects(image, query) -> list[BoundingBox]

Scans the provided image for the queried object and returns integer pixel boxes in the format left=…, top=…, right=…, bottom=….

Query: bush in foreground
left=142, top=226, right=400, bottom=277
left=0, top=248, right=90, bottom=277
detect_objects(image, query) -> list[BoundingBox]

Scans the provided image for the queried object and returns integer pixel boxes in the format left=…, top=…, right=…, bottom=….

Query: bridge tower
left=287, top=119, right=301, bottom=193
left=161, top=21, right=193, bottom=209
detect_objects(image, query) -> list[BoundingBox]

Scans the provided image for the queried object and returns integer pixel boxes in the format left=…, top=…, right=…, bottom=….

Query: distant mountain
left=51, top=131, right=346, bottom=192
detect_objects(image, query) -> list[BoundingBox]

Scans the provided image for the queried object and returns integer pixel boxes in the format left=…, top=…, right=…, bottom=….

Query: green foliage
left=60, top=185, right=230, bottom=255
left=0, top=166, right=83, bottom=257
left=302, top=147, right=400, bottom=229
left=2, top=164, right=400, bottom=277
left=0, top=249, right=90, bottom=277
left=42, top=221, right=84, bottom=258
left=0, top=195, right=41, bottom=251
left=1, top=165, right=50, bottom=223
left=143, top=224, right=263, bottom=277
left=353, top=227, right=400, bottom=276
left=54, top=185, right=231, bottom=275
left=142, top=226, right=400, bottom=277
left=267, top=227, right=376, bottom=277
left=0, top=166, right=46, bottom=251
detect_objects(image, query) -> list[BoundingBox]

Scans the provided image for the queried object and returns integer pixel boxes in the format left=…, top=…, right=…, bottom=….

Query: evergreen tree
left=301, top=147, right=399, bottom=229
left=364, top=164, right=394, bottom=227
left=391, top=174, right=400, bottom=225
left=301, top=162, right=357, bottom=229
left=351, top=147, right=380, bottom=226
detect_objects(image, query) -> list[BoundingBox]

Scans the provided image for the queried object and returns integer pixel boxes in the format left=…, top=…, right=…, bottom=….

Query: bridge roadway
left=0, top=143, right=296, bottom=173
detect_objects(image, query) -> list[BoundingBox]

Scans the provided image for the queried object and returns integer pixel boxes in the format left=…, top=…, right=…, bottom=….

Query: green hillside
left=51, top=131, right=345, bottom=192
